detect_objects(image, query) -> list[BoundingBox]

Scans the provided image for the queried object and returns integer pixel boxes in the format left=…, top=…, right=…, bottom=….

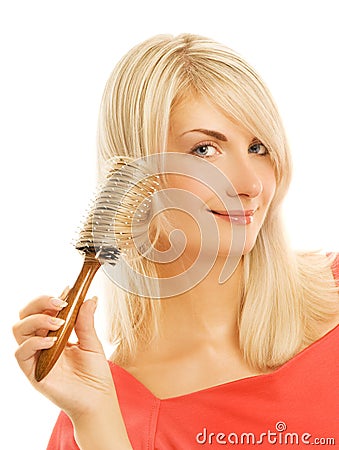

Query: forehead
left=169, top=94, right=252, bottom=139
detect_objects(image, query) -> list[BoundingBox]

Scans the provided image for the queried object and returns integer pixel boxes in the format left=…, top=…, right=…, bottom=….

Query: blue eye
left=249, top=142, right=269, bottom=156
left=190, top=143, right=219, bottom=158
left=190, top=141, right=269, bottom=158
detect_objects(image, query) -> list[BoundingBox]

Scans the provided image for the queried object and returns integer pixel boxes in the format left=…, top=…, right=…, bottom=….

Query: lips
left=208, top=209, right=256, bottom=217
left=207, top=208, right=257, bottom=226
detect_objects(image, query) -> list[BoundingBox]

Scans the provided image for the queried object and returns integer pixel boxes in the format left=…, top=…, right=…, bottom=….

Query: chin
left=215, top=237, right=258, bottom=257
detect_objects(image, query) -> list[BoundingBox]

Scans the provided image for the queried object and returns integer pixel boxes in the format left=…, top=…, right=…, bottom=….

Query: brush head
left=74, top=156, right=160, bottom=265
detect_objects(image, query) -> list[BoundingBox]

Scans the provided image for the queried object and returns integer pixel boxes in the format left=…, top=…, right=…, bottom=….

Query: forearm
left=72, top=402, right=133, bottom=450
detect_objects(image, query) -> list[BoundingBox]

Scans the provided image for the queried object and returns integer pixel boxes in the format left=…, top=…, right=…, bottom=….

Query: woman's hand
left=13, top=288, right=133, bottom=449
left=12, top=287, right=115, bottom=421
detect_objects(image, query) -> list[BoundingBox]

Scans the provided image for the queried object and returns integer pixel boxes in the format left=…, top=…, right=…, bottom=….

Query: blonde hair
left=96, top=33, right=339, bottom=370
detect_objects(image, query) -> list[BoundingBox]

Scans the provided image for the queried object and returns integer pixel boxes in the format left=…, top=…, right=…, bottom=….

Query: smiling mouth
left=207, top=209, right=257, bottom=217
left=206, top=209, right=257, bottom=225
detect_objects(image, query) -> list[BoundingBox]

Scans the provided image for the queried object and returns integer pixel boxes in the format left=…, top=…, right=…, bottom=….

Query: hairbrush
left=35, top=156, right=160, bottom=381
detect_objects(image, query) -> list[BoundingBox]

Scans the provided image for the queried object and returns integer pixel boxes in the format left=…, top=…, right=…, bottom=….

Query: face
left=155, top=94, right=276, bottom=265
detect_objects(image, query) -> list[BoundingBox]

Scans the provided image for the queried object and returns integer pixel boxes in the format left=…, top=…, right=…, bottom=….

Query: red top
left=47, top=253, right=339, bottom=449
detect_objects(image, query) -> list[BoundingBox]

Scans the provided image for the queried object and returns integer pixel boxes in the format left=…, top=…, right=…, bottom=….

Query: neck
left=155, top=253, right=244, bottom=348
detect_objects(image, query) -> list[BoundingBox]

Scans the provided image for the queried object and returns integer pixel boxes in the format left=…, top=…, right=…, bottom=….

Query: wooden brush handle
left=35, top=256, right=101, bottom=382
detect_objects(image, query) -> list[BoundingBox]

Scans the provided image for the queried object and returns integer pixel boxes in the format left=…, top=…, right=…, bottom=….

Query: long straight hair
left=96, top=34, right=339, bottom=370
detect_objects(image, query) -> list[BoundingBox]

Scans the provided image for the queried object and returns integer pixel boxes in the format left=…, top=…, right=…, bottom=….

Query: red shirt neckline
left=109, top=321, right=339, bottom=402
left=110, top=251, right=339, bottom=401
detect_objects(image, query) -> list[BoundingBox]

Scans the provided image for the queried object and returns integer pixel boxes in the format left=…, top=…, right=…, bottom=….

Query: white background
left=1, top=1, right=338, bottom=448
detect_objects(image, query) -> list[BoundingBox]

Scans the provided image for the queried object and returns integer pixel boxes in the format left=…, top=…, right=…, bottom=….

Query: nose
left=224, top=156, right=263, bottom=199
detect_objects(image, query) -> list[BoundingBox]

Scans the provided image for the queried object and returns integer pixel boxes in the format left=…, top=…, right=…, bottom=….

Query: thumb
left=74, top=297, right=104, bottom=354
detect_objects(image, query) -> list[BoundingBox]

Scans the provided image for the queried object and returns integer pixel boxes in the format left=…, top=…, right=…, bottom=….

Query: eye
left=190, top=142, right=220, bottom=158
left=248, top=142, right=269, bottom=156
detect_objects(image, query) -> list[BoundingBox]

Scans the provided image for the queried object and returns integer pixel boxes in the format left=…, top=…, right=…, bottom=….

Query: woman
left=13, top=34, right=339, bottom=449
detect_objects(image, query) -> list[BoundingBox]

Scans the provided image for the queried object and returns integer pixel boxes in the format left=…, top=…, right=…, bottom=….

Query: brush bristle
left=74, top=156, right=160, bottom=265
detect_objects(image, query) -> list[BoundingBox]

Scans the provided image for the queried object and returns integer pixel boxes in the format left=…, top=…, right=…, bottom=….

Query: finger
left=74, top=297, right=104, bottom=354
left=19, top=286, right=70, bottom=320
left=14, top=335, right=57, bottom=376
left=13, top=314, right=66, bottom=345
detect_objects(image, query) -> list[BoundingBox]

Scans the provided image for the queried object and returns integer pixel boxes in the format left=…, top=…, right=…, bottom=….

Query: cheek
left=161, top=175, right=211, bottom=235
left=266, top=172, right=277, bottom=201
left=163, top=168, right=277, bottom=210
left=165, top=174, right=211, bottom=203
left=261, top=169, right=277, bottom=211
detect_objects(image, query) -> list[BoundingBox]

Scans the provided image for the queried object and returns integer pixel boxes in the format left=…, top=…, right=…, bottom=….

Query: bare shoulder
left=316, top=253, right=339, bottom=336
left=299, top=251, right=339, bottom=341
left=319, top=313, right=339, bottom=336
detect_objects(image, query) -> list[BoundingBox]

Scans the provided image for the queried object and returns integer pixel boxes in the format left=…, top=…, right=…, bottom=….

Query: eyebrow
left=180, top=128, right=228, bottom=142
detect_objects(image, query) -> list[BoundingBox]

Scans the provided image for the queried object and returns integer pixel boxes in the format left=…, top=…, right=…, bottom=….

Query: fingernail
left=51, top=297, right=68, bottom=308
left=92, top=296, right=98, bottom=311
left=49, top=317, right=65, bottom=326
left=43, top=336, right=57, bottom=346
